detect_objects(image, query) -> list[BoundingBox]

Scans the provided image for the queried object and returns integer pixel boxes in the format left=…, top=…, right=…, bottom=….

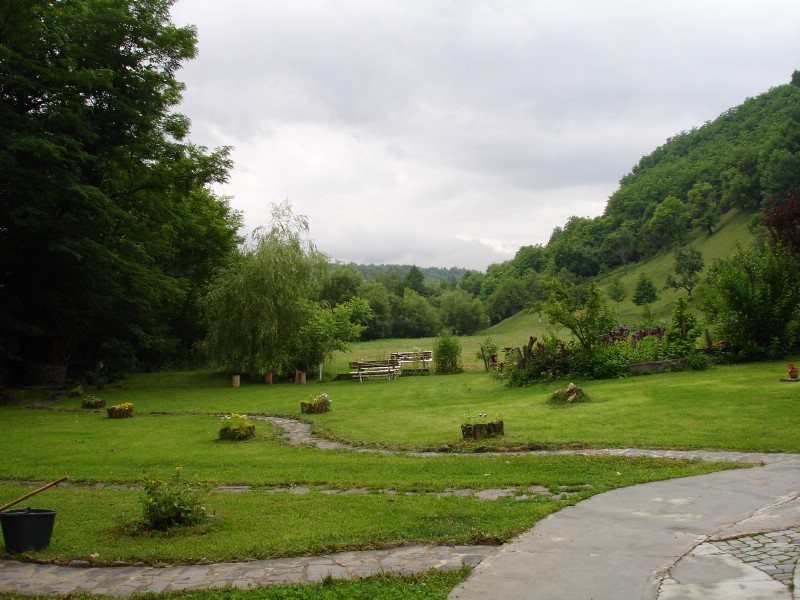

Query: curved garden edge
left=254, top=415, right=789, bottom=462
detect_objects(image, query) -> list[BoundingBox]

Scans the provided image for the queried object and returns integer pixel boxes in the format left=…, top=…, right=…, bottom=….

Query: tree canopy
left=201, top=201, right=327, bottom=376
left=664, top=247, right=705, bottom=300
left=0, top=0, right=242, bottom=378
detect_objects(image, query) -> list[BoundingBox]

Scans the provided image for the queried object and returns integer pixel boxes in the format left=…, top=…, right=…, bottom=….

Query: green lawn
left=1, top=357, right=796, bottom=598
left=18, top=358, right=797, bottom=455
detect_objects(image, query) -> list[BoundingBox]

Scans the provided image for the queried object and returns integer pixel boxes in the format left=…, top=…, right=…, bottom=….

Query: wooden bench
left=349, top=359, right=401, bottom=382
left=390, top=351, right=432, bottom=373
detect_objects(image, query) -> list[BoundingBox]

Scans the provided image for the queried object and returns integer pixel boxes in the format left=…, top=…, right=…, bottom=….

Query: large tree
left=0, top=0, right=241, bottom=379
left=437, top=288, right=489, bottom=335
left=648, top=195, right=690, bottom=248
left=201, top=201, right=327, bottom=377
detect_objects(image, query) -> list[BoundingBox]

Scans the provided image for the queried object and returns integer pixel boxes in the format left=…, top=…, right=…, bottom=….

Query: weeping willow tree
left=201, top=201, right=328, bottom=377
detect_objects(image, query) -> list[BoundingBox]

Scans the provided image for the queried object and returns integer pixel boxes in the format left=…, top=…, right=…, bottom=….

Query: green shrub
left=141, top=467, right=206, bottom=530
left=663, top=297, right=702, bottom=358
left=570, top=344, right=628, bottom=379
left=703, top=243, right=800, bottom=359
left=626, top=335, right=669, bottom=363
left=684, top=351, right=714, bottom=371
left=433, top=329, right=463, bottom=374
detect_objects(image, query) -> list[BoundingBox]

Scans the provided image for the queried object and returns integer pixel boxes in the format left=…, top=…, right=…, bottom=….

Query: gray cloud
left=172, top=0, right=800, bottom=270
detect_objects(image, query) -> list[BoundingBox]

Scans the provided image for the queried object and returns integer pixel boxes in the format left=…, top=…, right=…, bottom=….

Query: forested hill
left=508, top=74, right=800, bottom=280
left=606, top=77, right=800, bottom=231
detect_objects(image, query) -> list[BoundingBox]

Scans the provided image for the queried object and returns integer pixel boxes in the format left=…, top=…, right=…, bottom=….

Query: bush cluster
left=499, top=298, right=712, bottom=386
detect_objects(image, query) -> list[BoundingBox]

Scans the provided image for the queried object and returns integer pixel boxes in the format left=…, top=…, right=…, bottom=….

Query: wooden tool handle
left=0, top=476, right=69, bottom=512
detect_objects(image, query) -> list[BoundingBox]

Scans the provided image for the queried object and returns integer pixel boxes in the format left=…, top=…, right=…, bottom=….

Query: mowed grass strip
left=0, top=409, right=733, bottom=489
left=35, top=359, right=800, bottom=453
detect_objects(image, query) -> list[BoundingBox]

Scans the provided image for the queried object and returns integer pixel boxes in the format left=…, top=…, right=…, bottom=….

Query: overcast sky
left=169, top=0, right=800, bottom=271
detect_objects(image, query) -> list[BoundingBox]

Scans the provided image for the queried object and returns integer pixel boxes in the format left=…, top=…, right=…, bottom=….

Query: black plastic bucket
left=0, top=508, right=56, bottom=552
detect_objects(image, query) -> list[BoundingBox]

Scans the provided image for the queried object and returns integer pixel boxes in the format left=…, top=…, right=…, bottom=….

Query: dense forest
left=1, top=0, right=799, bottom=384
left=0, top=0, right=242, bottom=383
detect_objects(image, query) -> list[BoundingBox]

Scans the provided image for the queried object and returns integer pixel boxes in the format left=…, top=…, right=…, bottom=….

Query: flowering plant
left=114, top=402, right=134, bottom=410
left=788, top=363, right=796, bottom=370
left=141, top=466, right=206, bottom=530
left=219, top=412, right=255, bottom=440
left=307, top=393, right=329, bottom=406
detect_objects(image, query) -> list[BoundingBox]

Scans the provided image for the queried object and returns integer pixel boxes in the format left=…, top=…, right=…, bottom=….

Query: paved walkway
left=1, top=416, right=798, bottom=598
left=450, top=453, right=800, bottom=600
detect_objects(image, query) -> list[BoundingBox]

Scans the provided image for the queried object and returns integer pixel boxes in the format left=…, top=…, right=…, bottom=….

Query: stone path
left=1, top=416, right=798, bottom=598
left=0, top=545, right=492, bottom=597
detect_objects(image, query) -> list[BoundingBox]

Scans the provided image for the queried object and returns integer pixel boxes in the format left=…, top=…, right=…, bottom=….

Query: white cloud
left=172, top=0, right=800, bottom=270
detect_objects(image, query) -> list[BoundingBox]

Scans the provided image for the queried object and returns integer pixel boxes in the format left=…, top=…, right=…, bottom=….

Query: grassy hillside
left=595, top=208, right=754, bottom=324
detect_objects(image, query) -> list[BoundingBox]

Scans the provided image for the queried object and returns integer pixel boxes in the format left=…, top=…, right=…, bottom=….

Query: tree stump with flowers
left=218, top=413, right=255, bottom=440
left=107, top=403, right=133, bottom=418
left=82, top=395, right=106, bottom=409
left=461, top=413, right=504, bottom=439
left=301, top=393, right=330, bottom=414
